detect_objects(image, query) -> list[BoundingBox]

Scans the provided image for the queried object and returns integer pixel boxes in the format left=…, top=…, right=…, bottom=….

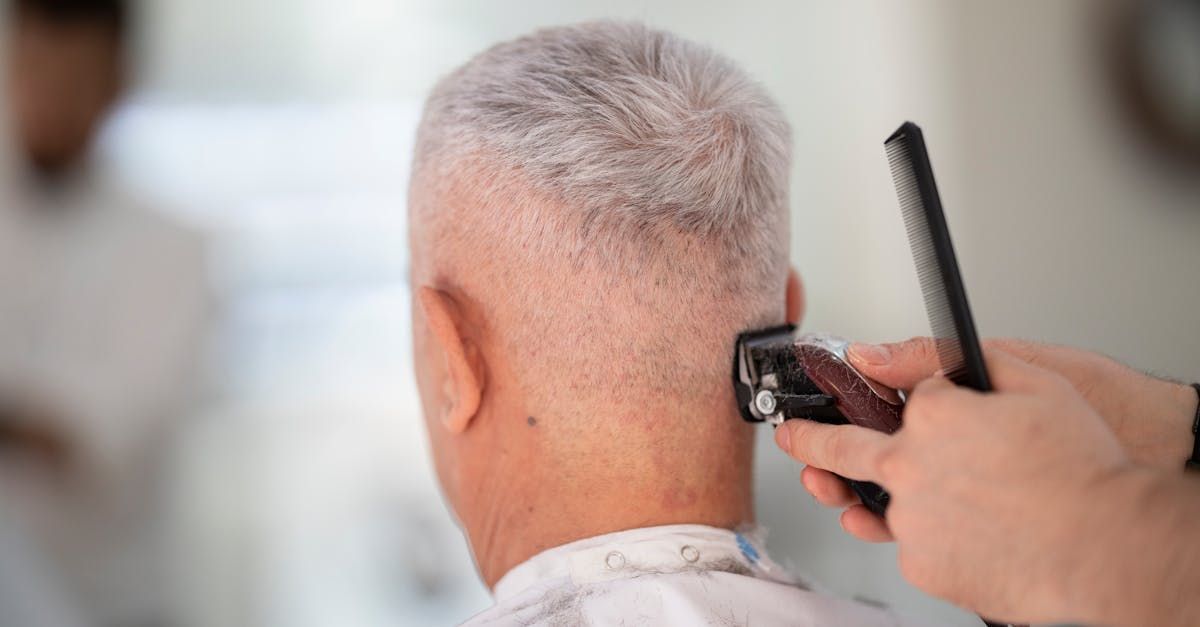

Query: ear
left=417, top=287, right=486, bottom=434
left=786, top=266, right=805, bottom=325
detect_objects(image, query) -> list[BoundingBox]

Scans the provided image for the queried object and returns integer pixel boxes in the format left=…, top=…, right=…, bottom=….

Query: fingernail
left=775, top=424, right=791, bottom=451
left=849, top=343, right=891, bottom=365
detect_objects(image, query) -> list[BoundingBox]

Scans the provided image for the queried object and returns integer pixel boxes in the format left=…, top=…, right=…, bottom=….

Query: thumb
left=847, top=337, right=941, bottom=390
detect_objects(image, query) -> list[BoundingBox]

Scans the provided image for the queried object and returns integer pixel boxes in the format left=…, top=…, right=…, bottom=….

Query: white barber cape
left=464, top=524, right=914, bottom=626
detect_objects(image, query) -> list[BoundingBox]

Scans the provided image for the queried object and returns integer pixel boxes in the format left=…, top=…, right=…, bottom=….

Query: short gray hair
left=410, top=21, right=792, bottom=407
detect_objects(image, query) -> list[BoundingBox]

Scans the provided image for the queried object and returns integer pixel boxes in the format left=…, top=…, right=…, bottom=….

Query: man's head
left=5, top=0, right=127, bottom=177
left=408, top=21, right=798, bottom=576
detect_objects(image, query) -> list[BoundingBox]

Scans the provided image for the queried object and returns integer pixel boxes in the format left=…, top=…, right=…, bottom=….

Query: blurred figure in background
left=0, top=0, right=209, bottom=625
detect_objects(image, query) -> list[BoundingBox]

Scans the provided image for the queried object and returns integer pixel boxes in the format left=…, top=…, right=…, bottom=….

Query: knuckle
left=902, top=336, right=938, bottom=361
left=901, top=402, right=927, bottom=430
left=873, top=445, right=908, bottom=483
left=821, top=431, right=849, bottom=467
left=987, top=337, right=1037, bottom=360
left=1014, top=364, right=1070, bottom=395
left=903, top=388, right=928, bottom=415
left=904, top=387, right=947, bottom=427
left=1041, top=369, right=1074, bottom=393
left=910, top=376, right=944, bottom=396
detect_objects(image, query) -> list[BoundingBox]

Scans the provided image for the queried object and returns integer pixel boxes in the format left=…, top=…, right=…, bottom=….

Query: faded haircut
left=410, top=21, right=792, bottom=410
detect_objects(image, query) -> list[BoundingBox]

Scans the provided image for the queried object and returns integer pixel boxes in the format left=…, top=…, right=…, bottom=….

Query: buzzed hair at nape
left=410, top=21, right=792, bottom=409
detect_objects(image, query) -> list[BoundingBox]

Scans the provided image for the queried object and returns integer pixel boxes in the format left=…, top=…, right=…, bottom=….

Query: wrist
left=1165, top=381, right=1199, bottom=467
left=1131, top=378, right=1198, bottom=469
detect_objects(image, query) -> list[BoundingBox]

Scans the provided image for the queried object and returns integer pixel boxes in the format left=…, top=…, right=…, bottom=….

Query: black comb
left=887, top=123, right=1021, bottom=627
left=885, top=121, right=990, bottom=392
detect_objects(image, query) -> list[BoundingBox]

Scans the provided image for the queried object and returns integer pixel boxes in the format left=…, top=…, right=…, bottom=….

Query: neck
left=461, top=402, right=757, bottom=588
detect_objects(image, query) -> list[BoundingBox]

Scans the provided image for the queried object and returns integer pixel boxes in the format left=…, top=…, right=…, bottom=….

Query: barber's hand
left=775, top=349, right=1143, bottom=623
left=798, top=336, right=1198, bottom=543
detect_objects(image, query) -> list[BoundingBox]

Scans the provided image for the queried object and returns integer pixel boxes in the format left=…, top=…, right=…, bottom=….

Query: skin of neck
left=451, top=331, right=758, bottom=588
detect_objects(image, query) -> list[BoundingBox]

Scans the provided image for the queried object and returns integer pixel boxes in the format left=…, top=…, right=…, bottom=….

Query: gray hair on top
left=410, top=20, right=793, bottom=407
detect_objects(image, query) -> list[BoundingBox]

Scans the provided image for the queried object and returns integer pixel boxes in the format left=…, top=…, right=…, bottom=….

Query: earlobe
left=417, top=287, right=485, bottom=434
left=786, top=266, right=805, bottom=325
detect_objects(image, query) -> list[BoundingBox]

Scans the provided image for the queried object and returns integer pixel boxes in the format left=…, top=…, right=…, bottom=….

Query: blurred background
left=0, top=0, right=1197, bottom=626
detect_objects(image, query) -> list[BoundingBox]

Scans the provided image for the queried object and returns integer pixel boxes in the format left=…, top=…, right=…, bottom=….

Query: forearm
left=1079, top=470, right=1200, bottom=627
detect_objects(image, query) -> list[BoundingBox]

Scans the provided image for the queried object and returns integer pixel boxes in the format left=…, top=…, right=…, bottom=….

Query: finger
left=902, top=349, right=1056, bottom=396
left=847, top=337, right=940, bottom=390
left=983, top=347, right=1063, bottom=394
left=840, top=504, right=894, bottom=543
left=775, top=420, right=890, bottom=482
left=800, top=465, right=859, bottom=507
left=908, top=373, right=957, bottom=397
left=903, top=376, right=983, bottom=431
left=981, top=337, right=1046, bottom=365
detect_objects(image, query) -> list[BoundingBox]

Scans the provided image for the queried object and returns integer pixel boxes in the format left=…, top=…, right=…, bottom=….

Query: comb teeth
left=886, top=137, right=966, bottom=383
left=885, top=122, right=990, bottom=391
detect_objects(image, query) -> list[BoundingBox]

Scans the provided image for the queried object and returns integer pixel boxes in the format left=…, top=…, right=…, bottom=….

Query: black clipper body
left=734, top=325, right=903, bottom=516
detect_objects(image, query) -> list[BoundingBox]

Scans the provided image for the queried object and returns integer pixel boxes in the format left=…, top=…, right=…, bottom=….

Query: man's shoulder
left=462, top=569, right=913, bottom=627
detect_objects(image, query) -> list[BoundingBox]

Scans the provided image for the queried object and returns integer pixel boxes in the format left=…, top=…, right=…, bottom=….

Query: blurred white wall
left=83, top=1, right=1200, bottom=626
left=944, top=2, right=1200, bottom=380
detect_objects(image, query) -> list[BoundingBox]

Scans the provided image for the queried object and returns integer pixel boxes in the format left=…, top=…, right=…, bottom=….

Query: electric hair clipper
left=733, top=325, right=902, bottom=516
